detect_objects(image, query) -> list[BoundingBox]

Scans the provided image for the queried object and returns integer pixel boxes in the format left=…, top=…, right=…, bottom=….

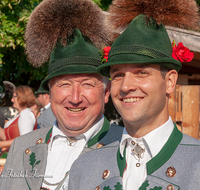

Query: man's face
left=49, top=73, right=110, bottom=137
left=37, top=94, right=46, bottom=107
left=110, top=63, right=172, bottom=136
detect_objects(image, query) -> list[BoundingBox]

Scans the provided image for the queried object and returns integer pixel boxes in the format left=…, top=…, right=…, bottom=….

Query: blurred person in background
left=31, top=98, right=42, bottom=118
left=0, top=81, right=18, bottom=122
left=35, top=84, right=56, bottom=129
left=0, top=85, right=5, bottom=128
left=0, top=85, right=37, bottom=153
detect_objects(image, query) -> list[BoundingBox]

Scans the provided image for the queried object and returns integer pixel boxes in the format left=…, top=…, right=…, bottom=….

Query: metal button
left=25, top=149, right=31, bottom=155
left=36, top=138, right=43, bottom=144
left=95, top=186, right=100, bottom=190
left=136, top=163, right=140, bottom=167
left=131, top=141, right=135, bottom=145
left=166, top=167, right=176, bottom=177
left=102, top=170, right=110, bottom=179
left=97, top=143, right=105, bottom=149
left=167, top=184, right=174, bottom=190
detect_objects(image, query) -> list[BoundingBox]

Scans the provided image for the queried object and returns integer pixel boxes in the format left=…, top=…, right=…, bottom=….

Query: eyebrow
left=110, top=64, right=150, bottom=74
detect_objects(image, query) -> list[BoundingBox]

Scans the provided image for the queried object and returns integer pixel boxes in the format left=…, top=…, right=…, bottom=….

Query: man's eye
left=60, top=83, right=70, bottom=87
left=112, top=73, right=124, bottom=79
left=138, top=71, right=148, bottom=75
left=83, top=83, right=94, bottom=87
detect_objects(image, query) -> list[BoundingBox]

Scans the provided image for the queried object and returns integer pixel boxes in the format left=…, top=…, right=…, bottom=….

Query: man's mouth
left=67, top=108, right=85, bottom=113
left=122, top=97, right=142, bottom=103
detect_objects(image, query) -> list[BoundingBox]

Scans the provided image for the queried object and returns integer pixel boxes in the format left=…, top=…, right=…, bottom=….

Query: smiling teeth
left=123, top=98, right=142, bottom=103
left=68, top=108, right=83, bottom=112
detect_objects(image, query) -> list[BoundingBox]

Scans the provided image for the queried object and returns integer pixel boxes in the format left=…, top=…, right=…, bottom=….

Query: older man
left=0, top=0, right=123, bottom=189
left=68, top=0, right=200, bottom=189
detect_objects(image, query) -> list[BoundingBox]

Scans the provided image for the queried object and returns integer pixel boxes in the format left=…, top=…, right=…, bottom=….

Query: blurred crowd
left=0, top=81, right=56, bottom=156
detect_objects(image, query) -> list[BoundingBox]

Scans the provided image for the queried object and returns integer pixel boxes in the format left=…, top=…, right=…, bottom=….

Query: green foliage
left=92, top=0, right=112, bottom=11
left=0, top=0, right=46, bottom=88
left=0, top=0, right=112, bottom=89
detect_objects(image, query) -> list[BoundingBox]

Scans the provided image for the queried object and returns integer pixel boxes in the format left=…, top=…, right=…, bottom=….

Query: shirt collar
left=120, top=117, right=174, bottom=157
left=44, top=102, right=51, bottom=109
left=49, top=115, right=104, bottom=148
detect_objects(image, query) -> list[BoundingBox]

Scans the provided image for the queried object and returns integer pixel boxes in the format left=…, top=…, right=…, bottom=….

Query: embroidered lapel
left=23, top=127, right=52, bottom=190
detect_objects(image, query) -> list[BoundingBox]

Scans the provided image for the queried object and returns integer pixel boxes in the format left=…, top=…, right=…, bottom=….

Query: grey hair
left=101, top=75, right=109, bottom=91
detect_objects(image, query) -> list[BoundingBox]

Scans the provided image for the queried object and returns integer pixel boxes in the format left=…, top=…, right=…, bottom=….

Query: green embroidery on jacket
left=139, top=180, right=149, bottom=190
left=103, top=186, right=111, bottom=190
left=114, top=182, right=123, bottom=190
left=150, top=187, right=162, bottom=190
left=29, top=152, right=41, bottom=172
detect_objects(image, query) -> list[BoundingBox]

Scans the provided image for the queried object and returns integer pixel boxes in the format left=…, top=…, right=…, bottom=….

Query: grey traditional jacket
left=0, top=117, right=123, bottom=190
left=68, top=124, right=200, bottom=190
left=37, top=106, right=56, bottom=129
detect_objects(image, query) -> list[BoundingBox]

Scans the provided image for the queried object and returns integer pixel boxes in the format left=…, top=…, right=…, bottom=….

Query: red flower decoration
left=103, top=46, right=111, bottom=62
left=172, top=42, right=194, bottom=62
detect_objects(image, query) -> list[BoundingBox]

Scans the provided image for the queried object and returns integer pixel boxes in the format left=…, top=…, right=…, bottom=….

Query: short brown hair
left=15, top=85, right=36, bottom=108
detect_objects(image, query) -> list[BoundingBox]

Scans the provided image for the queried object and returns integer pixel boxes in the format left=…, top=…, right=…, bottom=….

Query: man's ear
left=104, top=81, right=111, bottom=104
left=165, top=70, right=178, bottom=94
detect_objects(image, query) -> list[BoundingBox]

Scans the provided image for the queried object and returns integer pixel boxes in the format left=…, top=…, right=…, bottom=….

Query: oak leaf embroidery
left=114, top=182, right=123, bottom=190
left=29, top=152, right=41, bottom=172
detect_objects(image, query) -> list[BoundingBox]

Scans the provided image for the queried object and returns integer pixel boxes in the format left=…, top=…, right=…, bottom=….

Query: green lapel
left=87, top=116, right=110, bottom=148
left=117, top=147, right=126, bottom=177
left=146, top=123, right=183, bottom=175
left=45, top=127, right=53, bottom=144
left=116, top=123, right=182, bottom=178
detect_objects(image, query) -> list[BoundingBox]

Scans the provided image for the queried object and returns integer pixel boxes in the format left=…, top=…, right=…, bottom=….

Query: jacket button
left=167, top=184, right=174, bottom=190
left=166, top=167, right=176, bottom=177
left=97, top=143, right=105, bottom=149
left=36, top=138, right=43, bottom=144
left=95, top=186, right=100, bottom=190
left=102, top=170, right=110, bottom=179
left=25, top=149, right=31, bottom=154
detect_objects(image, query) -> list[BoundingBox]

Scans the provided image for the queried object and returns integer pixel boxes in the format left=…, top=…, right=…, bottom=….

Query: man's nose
left=120, top=72, right=137, bottom=93
left=68, top=85, right=83, bottom=104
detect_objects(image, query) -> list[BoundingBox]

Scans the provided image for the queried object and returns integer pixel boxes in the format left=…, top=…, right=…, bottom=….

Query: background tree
left=0, top=0, right=112, bottom=89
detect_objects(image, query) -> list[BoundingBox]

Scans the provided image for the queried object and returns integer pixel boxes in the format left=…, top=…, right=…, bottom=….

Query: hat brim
left=97, top=54, right=181, bottom=77
left=41, top=64, right=98, bottom=90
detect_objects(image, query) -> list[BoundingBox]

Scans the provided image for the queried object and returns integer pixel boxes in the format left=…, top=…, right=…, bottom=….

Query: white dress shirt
left=41, top=116, right=104, bottom=190
left=120, top=117, right=174, bottom=190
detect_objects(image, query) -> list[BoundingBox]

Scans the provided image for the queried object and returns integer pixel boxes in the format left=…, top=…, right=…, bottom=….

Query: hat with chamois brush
left=97, top=0, right=199, bottom=77
left=25, top=0, right=112, bottom=90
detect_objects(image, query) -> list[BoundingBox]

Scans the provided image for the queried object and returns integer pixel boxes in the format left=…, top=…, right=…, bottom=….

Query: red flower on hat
left=172, top=41, right=194, bottom=62
left=103, top=46, right=111, bottom=62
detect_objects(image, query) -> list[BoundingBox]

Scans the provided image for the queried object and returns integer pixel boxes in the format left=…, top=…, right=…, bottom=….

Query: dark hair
left=160, top=66, right=171, bottom=79
left=15, top=85, right=36, bottom=108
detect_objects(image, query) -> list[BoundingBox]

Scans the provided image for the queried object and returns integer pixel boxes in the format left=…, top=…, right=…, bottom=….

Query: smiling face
left=110, top=63, right=177, bottom=137
left=49, top=73, right=110, bottom=137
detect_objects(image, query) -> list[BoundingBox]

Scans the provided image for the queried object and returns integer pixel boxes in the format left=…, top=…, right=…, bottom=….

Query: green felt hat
left=35, top=84, right=49, bottom=95
left=97, top=14, right=182, bottom=77
left=41, top=28, right=102, bottom=90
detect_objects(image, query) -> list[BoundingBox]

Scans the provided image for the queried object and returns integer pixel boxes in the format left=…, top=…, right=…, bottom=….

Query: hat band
left=108, top=45, right=170, bottom=60
left=48, top=57, right=102, bottom=74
